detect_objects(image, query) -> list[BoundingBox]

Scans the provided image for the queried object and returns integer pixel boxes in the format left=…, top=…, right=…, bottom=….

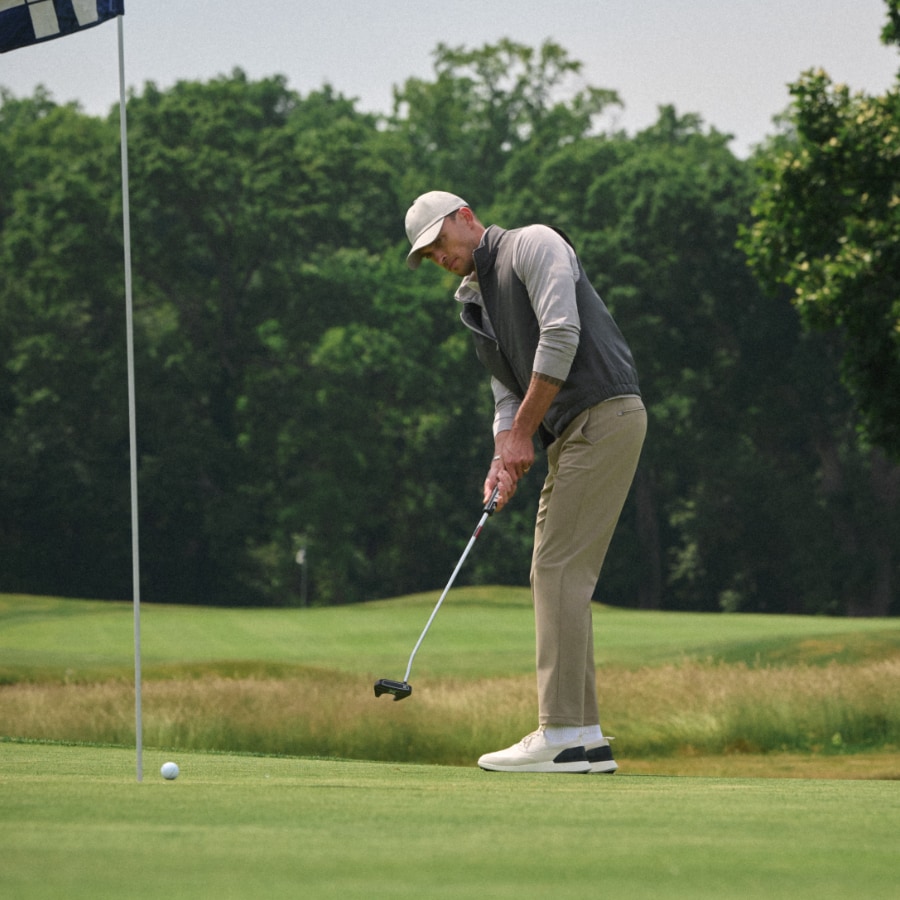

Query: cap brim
left=406, top=218, right=445, bottom=270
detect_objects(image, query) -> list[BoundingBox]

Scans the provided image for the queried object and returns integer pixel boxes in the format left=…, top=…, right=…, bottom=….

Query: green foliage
left=493, top=106, right=856, bottom=614
left=122, top=72, right=421, bottom=604
left=390, top=39, right=620, bottom=206
left=1, top=35, right=900, bottom=614
left=742, top=4, right=900, bottom=457
left=0, top=98, right=133, bottom=598
left=881, top=0, right=900, bottom=46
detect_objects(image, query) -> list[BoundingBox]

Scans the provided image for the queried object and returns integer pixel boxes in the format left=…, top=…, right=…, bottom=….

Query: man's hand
left=498, top=426, right=535, bottom=481
left=485, top=371, right=562, bottom=511
left=484, top=448, right=517, bottom=512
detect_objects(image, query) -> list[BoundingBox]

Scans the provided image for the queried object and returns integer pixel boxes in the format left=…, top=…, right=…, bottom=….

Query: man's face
left=420, top=209, right=481, bottom=277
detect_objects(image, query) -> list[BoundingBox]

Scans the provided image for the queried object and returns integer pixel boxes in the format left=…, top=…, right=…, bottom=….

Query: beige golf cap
left=405, top=191, right=468, bottom=270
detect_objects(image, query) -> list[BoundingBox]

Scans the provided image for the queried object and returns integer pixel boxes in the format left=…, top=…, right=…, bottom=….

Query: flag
left=0, top=0, right=123, bottom=54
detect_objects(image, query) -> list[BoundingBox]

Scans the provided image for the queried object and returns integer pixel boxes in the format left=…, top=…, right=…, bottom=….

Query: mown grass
left=1, top=590, right=899, bottom=775
left=4, top=587, right=900, bottom=679
left=3, top=742, right=897, bottom=900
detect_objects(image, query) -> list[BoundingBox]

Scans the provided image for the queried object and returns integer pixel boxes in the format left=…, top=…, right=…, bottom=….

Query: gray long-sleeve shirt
left=455, top=225, right=581, bottom=435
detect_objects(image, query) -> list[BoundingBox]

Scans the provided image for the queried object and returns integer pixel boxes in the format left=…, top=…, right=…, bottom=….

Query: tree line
left=1, top=19, right=898, bottom=615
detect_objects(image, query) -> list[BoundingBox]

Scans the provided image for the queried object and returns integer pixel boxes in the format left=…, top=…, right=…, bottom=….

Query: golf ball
left=160, top=761, right=179, bottom=780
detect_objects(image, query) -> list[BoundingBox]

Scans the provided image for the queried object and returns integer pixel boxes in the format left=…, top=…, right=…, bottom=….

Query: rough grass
left=2, top=591, right=899, bottom=777
left=2, top=659, right=898, bottom=773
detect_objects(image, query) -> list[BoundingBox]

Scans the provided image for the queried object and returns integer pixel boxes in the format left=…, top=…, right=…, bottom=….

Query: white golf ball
left=160, top=761, right=179, bottom=780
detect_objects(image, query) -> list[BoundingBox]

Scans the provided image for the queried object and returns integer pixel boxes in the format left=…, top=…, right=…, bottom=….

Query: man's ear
left=458, top=206, right=481, bottom=231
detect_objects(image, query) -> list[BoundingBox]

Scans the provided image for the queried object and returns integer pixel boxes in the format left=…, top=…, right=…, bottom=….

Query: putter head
left=374, top=679, right=412, bottom=701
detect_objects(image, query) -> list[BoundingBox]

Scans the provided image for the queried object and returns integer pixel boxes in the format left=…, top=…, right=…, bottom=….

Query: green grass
left=3, top=588, right=900, bottom=681
left=2, top=590, right=899, bottom=769
left=1, top=742, right=898, bottom=900
left=2, top=593, right=899, bottom=897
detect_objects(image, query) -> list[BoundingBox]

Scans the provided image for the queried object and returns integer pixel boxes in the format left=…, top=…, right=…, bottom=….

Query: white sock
left=581, top=725, right=604, bottom=743
left=543, top=725, right=582, bottom=744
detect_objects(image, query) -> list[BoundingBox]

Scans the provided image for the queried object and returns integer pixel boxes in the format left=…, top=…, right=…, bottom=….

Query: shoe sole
left=479, top=760, right=591, bottom=773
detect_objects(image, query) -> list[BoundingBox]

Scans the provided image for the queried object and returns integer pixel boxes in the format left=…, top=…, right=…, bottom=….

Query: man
left=406, top=191, right=646, bottom=773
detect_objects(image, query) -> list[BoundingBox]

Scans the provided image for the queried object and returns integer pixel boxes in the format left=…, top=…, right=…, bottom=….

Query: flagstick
left=117, top=14, right=142, bottom=784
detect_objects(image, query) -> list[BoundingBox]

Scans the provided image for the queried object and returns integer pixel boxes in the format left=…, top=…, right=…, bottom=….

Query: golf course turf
left=2, top=590, right=899, bottom=897
left=1, top=741, right=898, bottom=899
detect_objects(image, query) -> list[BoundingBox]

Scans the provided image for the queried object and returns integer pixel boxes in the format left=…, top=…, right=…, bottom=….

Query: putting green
left=2, top=742, right=898, bottom=899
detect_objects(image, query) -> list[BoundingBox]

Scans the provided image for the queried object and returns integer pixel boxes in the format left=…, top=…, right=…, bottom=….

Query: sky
left=1, top=0, right=897, bottom=157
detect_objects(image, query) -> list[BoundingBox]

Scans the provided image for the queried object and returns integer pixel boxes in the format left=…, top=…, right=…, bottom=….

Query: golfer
left=406, top=191, right=646, bottom=773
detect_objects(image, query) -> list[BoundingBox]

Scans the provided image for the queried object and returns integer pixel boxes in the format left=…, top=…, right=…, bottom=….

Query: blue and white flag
left=0, top=0, right=123, bottom=54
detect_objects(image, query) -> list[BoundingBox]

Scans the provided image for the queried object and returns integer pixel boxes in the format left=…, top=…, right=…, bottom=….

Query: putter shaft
left=374, top=487, right=500, bottom=701
left=401, top=486, right=500, bottom=683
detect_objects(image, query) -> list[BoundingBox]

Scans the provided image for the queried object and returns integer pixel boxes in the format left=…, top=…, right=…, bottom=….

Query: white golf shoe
left=477, top=727, right=591, bottom=773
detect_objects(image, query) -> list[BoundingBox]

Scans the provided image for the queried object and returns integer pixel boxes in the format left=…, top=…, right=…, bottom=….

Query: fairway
left=3, top=589, right=900, bottom=678
left=1, top=742, right=898, bottom=900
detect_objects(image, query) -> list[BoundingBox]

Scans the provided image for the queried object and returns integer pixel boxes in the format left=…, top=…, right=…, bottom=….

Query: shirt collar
left=454, top=231, right=488, bottom=304
left=455, top=272, right=482, bottom=305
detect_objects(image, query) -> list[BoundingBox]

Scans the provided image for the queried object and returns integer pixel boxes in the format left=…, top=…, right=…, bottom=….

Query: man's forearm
left=487, top=372, right=562, bottom=505
left=509, top=371, right=562, bottom=442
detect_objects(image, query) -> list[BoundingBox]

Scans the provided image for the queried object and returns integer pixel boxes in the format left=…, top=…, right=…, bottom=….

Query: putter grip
left=485, top=484, right=501, bottom=515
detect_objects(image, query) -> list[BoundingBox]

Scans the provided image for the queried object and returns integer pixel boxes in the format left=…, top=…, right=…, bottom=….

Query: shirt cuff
left=533, top=323, right=579, bottom=382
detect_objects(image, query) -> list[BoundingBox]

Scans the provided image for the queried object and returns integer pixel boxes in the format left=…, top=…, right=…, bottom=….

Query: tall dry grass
left=2, top=659, right=898, bottom=766
left=606, top=659, right=900, bottom=756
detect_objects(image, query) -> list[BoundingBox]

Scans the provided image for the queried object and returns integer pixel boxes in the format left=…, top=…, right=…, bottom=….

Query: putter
left=374, top=485, right=501, bottom=701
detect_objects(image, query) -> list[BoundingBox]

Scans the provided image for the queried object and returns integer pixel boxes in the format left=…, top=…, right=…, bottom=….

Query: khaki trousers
left=531, top=396, right=647, bottom=726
